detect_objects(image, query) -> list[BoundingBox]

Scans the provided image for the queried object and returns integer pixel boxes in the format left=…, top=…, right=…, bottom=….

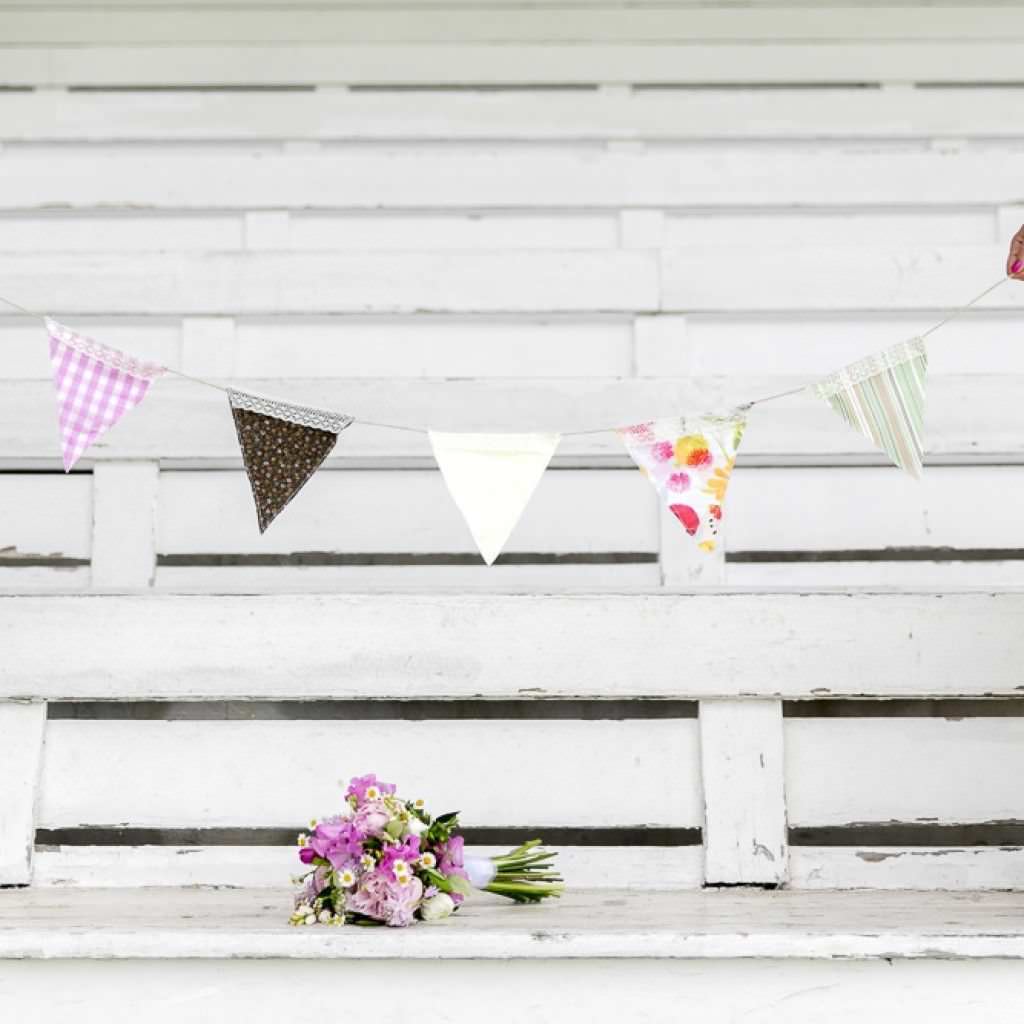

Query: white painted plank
left=0, top=317, right=634, bottom=381
left=4, top=149, right=1023, bottom=210
left=1, top=592, right=1021, bottom=700
left=0, top=566, right=90, bottom=592
left=2, top=958, right=1024, bottom=1023
left=3, top=959, right=1024, bottom=1024
left=4, top=87, right=1024, bottom=142
left=90, top=462, right=158, bottom=589
left=0, top=701, right=45, bottom=884
left=5, top=43, right=1024, bottom=87
left=728, top=467, right=1024, bottom=554
left=0, top=377, right=1020, bottom=465
left=790, top=847, right=1024, bottom=891
left=33, top=844, right=702, bottom=891
left=662, top=245, right=1017, bottom=311
left=4, top=8, right=1024, bottom=45
left=157, top=469, right=657, bottom=555
left=6, top=887, right=1024, bottom=960
left=726, top=562, right=1024, bottom=588
left=0, top=251, right=658, bottom=314
left=154, top=562, right=661, bottom=591
left=6, top=310, right=1021, bottom=383
left=0, top=248, right=1014, bottom=315
left=0, top=474, right=92, bottom=560
left=38, top=719, right=703, bottom=828
left=700, top=700, right=787, bottom=886
left=786, top=718, right=1024, bottom=827
left=0, top=212, right=242, bottom=250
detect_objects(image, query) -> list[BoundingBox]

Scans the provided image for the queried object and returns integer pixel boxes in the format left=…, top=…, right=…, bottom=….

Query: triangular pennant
left=46, top=318, right=165, bottom=471
left=814, top=338, right=927, bottom=478
left=228, top=390, right=353, bottom=533
left=618, top=413, right=746, bottom=554
left=429, top=432, right=560, bottom=565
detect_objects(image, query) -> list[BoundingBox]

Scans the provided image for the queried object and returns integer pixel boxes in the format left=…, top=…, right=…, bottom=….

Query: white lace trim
left=46, top=318, right=166, bottom=381
left=815, top=338, right=927, bottom=398
left=228, top=389, right=354, bottom=434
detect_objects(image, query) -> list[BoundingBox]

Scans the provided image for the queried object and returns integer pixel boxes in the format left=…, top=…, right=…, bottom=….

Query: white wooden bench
left=4, top=591, right=1024, bottom=1021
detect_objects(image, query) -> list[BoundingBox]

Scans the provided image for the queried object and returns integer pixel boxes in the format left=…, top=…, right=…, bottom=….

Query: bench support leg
left=0, top=701, right=46, bottom=885
left=700, top=699, right=787, bottom=886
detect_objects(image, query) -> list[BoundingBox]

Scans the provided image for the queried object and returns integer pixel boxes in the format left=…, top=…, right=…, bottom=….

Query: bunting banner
left=429, top=431, right=561, bottom=565
left=228, top=389, right=354, bottom=533
left=618, top=413, right=746, bottom=553
left=46, top=318, right=165, bottom=471
left=814, top=338, right=927, bottom=478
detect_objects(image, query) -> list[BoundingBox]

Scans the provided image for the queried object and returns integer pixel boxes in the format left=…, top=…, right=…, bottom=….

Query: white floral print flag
left=618, top=413, right=746, bottom=553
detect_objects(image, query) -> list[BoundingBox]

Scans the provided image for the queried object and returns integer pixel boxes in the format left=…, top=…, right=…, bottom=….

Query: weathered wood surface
left=37, top=718, right=702, bottom=829
left=0, top=702, right=46, bottom=884
left=31, top=845, right=704, bottom=891
left=4, top=887, right=1024, bottom=959
left=700, top=700, right=787, bottom=886
left=2, top=592, right=1022, bottom=700
left=3, top=958, right=1024, bottom=1024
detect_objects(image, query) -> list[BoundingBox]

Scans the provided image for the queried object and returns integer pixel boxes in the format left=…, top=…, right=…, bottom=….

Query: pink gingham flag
left=46, top=318, right=166, bottom=471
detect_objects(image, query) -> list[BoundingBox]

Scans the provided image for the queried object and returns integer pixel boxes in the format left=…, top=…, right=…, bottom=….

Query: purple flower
left=379, top=835, right=421, bottom=877
left=308, top=820, right=365, bottom=870
left=346, top=774, right=397, bottom=804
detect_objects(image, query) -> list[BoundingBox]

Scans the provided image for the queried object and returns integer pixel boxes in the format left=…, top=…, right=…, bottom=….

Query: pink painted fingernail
left=1012, top=260, right=1023, bottom=274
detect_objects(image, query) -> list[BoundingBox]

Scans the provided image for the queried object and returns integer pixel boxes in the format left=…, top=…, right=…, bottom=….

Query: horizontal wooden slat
left=0, top=251, right=658, bottom=314
left=729, top=467, right=1024, bottom=554
left=2, top=88, right=1024, bottom=142
left=4, top=312, right=1021, bottom=381
left=6, top=886, right=1024, bottom=961
left=790, top=847, right=1024, bottom=891
left=32, top=844, right=703, bottom=890
left=1, top=148, right=1022, bottom=210
left=37, top=718, right=702, bottom=828
left=4, top=7, right=1024, bottom=45
left=5, top=43, right=1024, bottom=87
left=786, top=718, right=1024, bottom=826
left=0, top=248, right=1014, bottom=315
left=0, top=474, right=92, bottom=560
left=0, top=377, right=1019, bottom=466
left=726, top=561, right=1024, bottom=588
left=2, top=592, right=1023, bottom=699
left=157, top=468, right=656, bottom=555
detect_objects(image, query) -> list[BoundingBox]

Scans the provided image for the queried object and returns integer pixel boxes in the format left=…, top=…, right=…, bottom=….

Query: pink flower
left=308, top=820, right=365, bottom=870
left=352, top=800, right=391, bottom=837
left=347, top=872, right=424, bottom=927
left=346, top=773, right=397, bottom=804
left=666, top=471, right=690, bottom=492
left=651, top=441, right=674, bottom=462
left=379, top=835, right=421, bottom=877
left=437, top=836, right=470, bottom=905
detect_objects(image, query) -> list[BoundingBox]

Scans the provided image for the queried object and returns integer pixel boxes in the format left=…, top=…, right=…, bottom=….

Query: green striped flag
left=814, top=338, right=928, bottom=478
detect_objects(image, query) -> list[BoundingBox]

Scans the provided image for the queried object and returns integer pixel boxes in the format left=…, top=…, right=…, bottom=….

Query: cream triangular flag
left=429, top=432, right=561, bottom=565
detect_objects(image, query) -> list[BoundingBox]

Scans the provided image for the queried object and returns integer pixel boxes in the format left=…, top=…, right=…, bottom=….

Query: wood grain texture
left=0, top=702, right=46, bottom=884
left=1, top=592, right=1022, bottom=700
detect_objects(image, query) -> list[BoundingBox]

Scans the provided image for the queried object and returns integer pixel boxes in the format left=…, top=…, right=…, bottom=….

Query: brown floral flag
left=227, top=390, right=354, bottom=533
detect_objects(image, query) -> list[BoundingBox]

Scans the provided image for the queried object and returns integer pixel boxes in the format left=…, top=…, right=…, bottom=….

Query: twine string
left=0, top=275, right=1011, bottom=436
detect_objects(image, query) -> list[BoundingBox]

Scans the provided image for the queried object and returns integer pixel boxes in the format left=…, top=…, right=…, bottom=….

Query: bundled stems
left=484, top=840, right=564, bottom=903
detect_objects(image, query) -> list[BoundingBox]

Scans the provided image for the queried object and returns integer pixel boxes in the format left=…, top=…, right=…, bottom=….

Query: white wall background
left=1, top=1, right=1023, bottom=592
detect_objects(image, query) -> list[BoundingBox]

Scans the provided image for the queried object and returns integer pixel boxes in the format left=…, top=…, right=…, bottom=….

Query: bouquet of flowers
left=290, top=773, right=564, bottom=928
